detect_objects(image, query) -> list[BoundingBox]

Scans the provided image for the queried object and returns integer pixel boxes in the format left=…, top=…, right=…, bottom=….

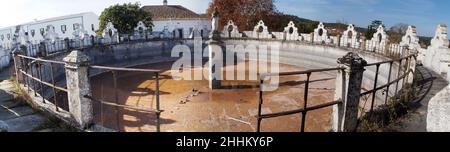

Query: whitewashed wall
left=152, top=19, right=211, bottom=39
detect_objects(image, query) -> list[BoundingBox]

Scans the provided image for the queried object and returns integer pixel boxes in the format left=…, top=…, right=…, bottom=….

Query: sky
left=0, top=0, right=449, bottom=36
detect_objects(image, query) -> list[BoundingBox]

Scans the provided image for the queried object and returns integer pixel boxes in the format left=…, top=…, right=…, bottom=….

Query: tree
left=365, top=20, right=384, bottom=39
left=207, top=0, right=277, bottom=31
left=389, top=23, right=409, bottom=34
left=98, top=2, right=153, bottom=35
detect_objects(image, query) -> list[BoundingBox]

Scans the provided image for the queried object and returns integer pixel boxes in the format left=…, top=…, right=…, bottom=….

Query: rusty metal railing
left=86, top=65, right=163, bottom=132
left=15, top=54, right=68, bottom=112
left=359, top=54, right=416, bottom=115
left=257, top=67, right=345, bottom=132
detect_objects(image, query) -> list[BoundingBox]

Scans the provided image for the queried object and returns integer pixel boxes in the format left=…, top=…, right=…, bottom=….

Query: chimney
left=163, top=0, right=167, bottom=5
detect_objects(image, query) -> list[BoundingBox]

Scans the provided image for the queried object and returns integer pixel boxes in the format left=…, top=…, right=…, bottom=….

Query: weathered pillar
left=332, top=52, right=367, bottom=132
left=310, top=32, right=315, bottom=43
left=12, top=46, right=26, bottom=84
left=360, top=37, right=366, bottom=51
left=63, top=50, right=93, bottom=129
left=337, top=34, right=342, bottom=47
left=207, top=7, right=223, bottom=89
left=407, top=50, right=418, bottom=84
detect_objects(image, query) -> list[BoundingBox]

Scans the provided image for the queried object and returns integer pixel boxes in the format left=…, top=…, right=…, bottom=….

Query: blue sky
left=1, top=0, right=449, bottom=36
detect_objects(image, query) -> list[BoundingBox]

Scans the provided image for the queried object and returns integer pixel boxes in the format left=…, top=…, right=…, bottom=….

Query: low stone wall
left=17, top=38, right=413, bottom=131
left=225, top=39, right=404, bottom=99
left=427, top=85, right=450, bottom=132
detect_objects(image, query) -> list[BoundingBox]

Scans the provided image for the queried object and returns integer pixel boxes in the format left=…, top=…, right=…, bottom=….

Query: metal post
left=155, top=73, right=161, bottom=132
left=301, top=73, right=311, bottom=132
left=370, top=64, right=380, bottom=112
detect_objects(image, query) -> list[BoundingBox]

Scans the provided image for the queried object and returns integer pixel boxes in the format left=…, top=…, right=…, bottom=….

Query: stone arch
left=252, top=20, right=271, bottom=39
left=284, top=21, right=299, bottom=41
left=222, top=20, right=242, bottom=38
left=134, top=21, right=149, bottom=40
left=44, top=25, right=59, bottom=43
left=314, top=22, right=328, bottom=43
left=340, top=24, right=359, bottom=48
left=102, top=22, right=119, bottom=44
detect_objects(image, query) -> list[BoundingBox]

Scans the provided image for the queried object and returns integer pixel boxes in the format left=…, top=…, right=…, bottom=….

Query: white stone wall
left=152, top=19, right=210, bottom=39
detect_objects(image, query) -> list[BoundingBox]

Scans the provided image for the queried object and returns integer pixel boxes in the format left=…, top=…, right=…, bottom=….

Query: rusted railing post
left=63, top=50, right=93, bottom=129
left=332, top=52, right=367, bottom=132
left=12, top=46, right=26, bottom=84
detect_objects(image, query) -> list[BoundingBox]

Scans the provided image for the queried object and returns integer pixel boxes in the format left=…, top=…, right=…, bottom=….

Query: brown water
left=91, top=61, right=337, bottom=132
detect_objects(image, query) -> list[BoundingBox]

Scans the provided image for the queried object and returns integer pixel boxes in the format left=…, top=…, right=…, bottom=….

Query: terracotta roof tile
left=142, top=5, right=207, bottom=20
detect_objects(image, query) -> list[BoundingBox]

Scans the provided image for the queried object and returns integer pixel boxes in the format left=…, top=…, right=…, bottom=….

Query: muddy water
left=91, top=61, right=337, bottom=132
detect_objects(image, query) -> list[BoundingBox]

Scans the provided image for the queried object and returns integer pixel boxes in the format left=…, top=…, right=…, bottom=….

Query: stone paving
left=388, top=65, right=448, bottom=132
left=0, top=67, right=47, bottom=132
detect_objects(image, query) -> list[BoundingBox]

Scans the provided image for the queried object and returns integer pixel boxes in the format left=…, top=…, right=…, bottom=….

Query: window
left=91, top=24, right=95, bottom=31
left=61, top=25, right=67, bottom=33
left=40, top=28, right=45, bottom=36
left=73, top=24, right=77, bottom=30
left=30, top=30, right=35, bottom=37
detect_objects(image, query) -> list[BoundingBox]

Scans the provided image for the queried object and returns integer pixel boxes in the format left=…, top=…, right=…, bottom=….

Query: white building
left=142, top=0, right=211, bottom=39
left=0, top=12, right=99, bottom=47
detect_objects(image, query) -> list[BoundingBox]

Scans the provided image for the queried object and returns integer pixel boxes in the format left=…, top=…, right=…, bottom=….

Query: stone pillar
left=63, top=50, right=93, bottom=129
left=447, top=64, right=450, bottom=82
left=337, top=34, right=342, bottom=47
left=207, top=7, right=224, bottom=89
left=360, top=37, right=366, bottom=51
left=310, top=32, right=315, bottom=43
left=407, top=51, right=417, bottom=84
left=332, top=52, right=367, bottom=132
left=12, top=46, right=26, bottom=84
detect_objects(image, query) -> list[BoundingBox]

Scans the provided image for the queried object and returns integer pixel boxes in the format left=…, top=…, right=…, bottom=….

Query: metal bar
left=261, top=67, right=344, bottom=78
left=112, top=71, right=121, bottom=131
left=301, top=73, right=311, bottom=132
left=370, top=64, right=380, bottom=112
left=37, top=62, right=45, bottom=103
left=49, top=63, right=59, bottom=112
left=395, top=59, right=403, bottom=94
left=19, top=70, right=68, bottom=92
left=30, top=62, right=37, bottom=96
left=155, top=73, right=161, bottom=132
left=90, top=65, right=161, bottom=73
left=360, top=69, right=411, bottom=96
left=384, top=62, right=393, bottom=104
left=17, top=54, right=65, bottom=65
left=257, top=78, right=264, bottom=132
left=258, top=100, right=342, bottom=119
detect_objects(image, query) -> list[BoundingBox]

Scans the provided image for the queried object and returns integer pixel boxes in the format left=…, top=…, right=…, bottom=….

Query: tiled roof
left=142, top=5, right=207, bottom=20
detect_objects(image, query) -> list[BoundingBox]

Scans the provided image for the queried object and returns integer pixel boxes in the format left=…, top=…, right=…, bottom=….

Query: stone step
left=4, top=114, right=46, bottom=132
left=0, top=100, right=24, bottom=109
left=0, top=106, right=36, bottom=120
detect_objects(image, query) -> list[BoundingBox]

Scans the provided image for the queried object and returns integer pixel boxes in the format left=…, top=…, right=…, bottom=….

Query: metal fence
left=15, top=54, right=69, bottom=112
left=85, top=65, right=163, bottom=132
left=257, top=67, right=345, bottom=132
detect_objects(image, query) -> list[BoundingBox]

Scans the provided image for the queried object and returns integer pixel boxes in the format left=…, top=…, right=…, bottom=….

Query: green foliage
left=98, top=2, right=153, bottom=35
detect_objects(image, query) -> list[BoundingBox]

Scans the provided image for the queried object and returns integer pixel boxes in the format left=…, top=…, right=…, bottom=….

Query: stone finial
left=163, top=0, right=168, bottom=5
left=63, top=50, right=89, bottom=65
left=210, top=7, right=221, bottom=40
left=337, top=52, right=367, bottom=69
left=212, top=7, right=219, bottom=18
left=430, top=24, right=449, bottom=48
